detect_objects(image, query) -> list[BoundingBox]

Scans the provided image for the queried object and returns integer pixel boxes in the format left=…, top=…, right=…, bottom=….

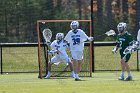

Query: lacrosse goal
left=37, top=20, right=93, bottom=79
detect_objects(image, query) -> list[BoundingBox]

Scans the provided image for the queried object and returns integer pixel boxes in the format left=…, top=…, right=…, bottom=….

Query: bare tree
left=97, top=0, right=103, bottom=23
left=122, top=0, right=128, bottom=22
left=107, top=0, right=113, bottom=29
left=77, top=0, right=82, bottom=19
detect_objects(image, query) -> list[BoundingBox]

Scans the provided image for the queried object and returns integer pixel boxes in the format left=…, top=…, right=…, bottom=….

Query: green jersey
left=116, top=31, right=133, bottom=51
left=116, top=31, right=133, bottom=62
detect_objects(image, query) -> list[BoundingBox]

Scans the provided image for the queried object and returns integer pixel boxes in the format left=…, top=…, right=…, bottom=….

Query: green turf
left=0, top=72, right=140, bottom=93
left=1, top=46, right=140, bottom=93
left=2, top=47, right=38, bottom=72
left=94, top=46, right=138, bottom=70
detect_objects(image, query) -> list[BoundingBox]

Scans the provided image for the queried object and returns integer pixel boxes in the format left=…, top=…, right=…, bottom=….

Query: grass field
left=1, top=46, right=140, bottom=93
left=1, top=72, right=140, bottom=93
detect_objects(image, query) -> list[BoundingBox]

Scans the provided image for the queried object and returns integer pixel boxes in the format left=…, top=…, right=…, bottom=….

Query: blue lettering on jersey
left=71, top=35, right=81, bottom=45
left=119, top=38, right=125, bottom=41
left=63, top=45, right=66, bottom=47
left=55, top=45, right=60, bottom=50
left=71, top=35, right=80, bottom=38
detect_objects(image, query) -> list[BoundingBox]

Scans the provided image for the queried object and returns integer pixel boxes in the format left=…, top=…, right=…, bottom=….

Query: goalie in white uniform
left=64, top=21, right=93, bottom=81
left=45, top=33, right=75, bottom=79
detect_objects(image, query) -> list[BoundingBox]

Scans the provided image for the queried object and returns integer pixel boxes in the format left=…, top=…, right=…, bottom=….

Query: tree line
left=0, top=0, right=140, bottom=43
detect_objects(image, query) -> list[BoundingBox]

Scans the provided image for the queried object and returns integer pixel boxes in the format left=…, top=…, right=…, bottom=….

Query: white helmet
left=56, top=33, right=64, bottom=40
left=70, top=21, right=79, bottom=30
left=117, top=22, right=127, bottom=33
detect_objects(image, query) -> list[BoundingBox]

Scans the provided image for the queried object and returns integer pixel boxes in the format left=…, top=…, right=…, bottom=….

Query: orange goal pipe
left=37, top=20, right=93, bottom=77
left=37, top=22, right=43, bottom=79
left=37, top=20, right=91, bottom=23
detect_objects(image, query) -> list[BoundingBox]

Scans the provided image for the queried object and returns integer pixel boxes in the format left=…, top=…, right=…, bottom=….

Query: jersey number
left=72, top=38, right=80, bottom=45
left=119, top=41, right=122, bottom=49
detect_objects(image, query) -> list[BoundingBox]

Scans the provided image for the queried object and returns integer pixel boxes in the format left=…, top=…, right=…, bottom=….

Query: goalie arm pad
left=48, top=50, right=60, bottom=56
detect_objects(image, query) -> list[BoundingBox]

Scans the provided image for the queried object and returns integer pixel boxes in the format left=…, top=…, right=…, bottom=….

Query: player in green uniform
left=112, top=22, right=133, bottom=81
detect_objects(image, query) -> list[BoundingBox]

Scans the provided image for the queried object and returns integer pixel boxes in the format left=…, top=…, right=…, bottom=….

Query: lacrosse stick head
left=131, top=41, right=139, bottom=50
left=42, top=29, right=52, bottom=43
left=123, top=46, right=132, bottom=55
left=105, top=30, right=116, bottom=36
left=123, top=41, right=139, bottom=55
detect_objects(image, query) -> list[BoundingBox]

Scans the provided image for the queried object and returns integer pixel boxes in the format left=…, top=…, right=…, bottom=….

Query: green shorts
left=120, top=50, right=131, bottom=62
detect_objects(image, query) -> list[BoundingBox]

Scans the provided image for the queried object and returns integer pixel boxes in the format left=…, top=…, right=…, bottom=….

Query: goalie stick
left=42, top=28, right=72, bottom=77
left=42, top=28, right=52, bottom=44
left=42, top=28, right=52, bottom=77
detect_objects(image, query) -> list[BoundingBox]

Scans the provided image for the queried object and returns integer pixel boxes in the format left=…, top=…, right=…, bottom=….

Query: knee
left=48, top=62, right=52, bottom=65
left=121, top=60, right=125, bottom=65
left=72, top=59, right=78, bottom=62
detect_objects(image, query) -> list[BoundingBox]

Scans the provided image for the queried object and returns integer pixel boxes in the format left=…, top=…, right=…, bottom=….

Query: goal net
left=37, top=20, right=93, bottom=79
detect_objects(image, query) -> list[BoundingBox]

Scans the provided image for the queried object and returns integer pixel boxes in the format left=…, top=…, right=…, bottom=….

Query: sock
left=72, top=71, right=75, bottom=75
left=47, top=71, right=51, bottom=75
left=128, top=72, right=132, bottom=77
left=121, top=72, right=124, bottom=77
left=75, top=74, right=79, bottom=78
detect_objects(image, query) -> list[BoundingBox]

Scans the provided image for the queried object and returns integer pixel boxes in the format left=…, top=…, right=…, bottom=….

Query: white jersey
left=64, top=29, right=89, bottom=51
left=50, top=40, right=69, bottom=58
left=137, top=29, right=140, bottom=42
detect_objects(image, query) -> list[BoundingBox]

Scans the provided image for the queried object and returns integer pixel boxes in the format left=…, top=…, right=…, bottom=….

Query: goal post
left=37, top=20, right=93, bottom=79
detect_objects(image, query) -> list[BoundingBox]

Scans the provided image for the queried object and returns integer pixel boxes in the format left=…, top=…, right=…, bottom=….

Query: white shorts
left=71, top=51, right=83, bottom=60
left=50, top=55, right=70, bottom=65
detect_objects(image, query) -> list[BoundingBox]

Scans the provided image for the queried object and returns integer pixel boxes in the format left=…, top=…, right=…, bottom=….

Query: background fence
left=0, top=43, right=38, bottom=74
left=0, top=42, right=139, bottom=74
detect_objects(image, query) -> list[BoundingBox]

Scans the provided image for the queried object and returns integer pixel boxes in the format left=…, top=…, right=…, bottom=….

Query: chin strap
left=72, top=29, right=78, bottom=34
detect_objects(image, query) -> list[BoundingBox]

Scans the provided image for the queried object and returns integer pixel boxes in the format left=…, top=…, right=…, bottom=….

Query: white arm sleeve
left=50, top=41, right=56, bottom=50
left=80, top=30, right=89, bottom=42
left=64, top=32, right=70, bottom=43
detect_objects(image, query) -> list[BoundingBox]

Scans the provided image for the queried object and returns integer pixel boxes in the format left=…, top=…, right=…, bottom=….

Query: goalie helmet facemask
left=117, top=22, right=127, bottom=33
left=56, top=33, right=64, bottom=41
left=70, top=21, right=79, bottom=31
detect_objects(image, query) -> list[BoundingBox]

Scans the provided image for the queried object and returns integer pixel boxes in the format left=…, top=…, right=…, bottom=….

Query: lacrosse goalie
left=44, top=33, right=75, bottom=79
left=112, top=22, right=134, bottom=81
left=64, top=21, right=93, bottom=81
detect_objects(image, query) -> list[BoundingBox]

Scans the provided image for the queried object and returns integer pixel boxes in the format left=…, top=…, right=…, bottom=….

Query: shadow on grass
left=118, top=79, right=138, bottom=82
left=75, top=79, right=87, bottom=81
left=43, top=77, right=69, bottom=79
